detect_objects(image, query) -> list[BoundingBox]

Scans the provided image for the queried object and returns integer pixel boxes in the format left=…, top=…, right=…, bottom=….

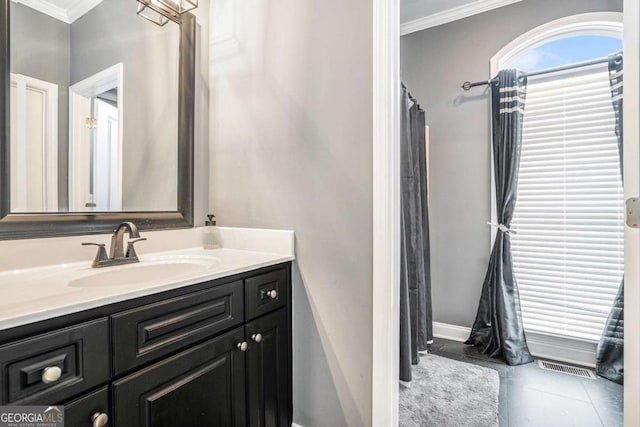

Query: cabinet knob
left=41, top=366, right=62, bottom=384
left=237, top=341, right=248, bottom=352
left=268, top=290, right=277, bottom=299
left=251, top=333, right=263, bottom=343
left=92, top=412, right=109, bottom=427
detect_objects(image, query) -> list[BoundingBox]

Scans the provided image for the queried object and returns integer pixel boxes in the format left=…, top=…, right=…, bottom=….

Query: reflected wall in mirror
left=10, top=0, right=180, bottom=213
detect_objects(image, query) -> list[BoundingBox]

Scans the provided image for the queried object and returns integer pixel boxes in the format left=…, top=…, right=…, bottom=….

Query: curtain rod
left=461, top=53, right=621, bottom=91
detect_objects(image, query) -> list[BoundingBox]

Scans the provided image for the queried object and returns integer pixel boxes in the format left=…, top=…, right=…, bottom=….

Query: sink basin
left=68, top=256, right=221, bottom=288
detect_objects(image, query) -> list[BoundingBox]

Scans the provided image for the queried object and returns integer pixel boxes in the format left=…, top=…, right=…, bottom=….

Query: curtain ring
left=614, top=53, right=622, bottom=65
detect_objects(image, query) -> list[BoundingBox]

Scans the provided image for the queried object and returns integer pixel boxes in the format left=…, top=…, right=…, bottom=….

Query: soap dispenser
left=203, top=214, right=221, bottom=249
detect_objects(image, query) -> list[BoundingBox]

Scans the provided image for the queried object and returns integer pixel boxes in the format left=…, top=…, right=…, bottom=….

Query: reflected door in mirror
left=10, top=74, right=58, bottom=213
left=68, top=64, right=123, bottom=212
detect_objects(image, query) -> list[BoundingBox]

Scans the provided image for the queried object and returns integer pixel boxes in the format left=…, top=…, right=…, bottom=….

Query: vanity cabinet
left=0, top=263, right=292, bottom=427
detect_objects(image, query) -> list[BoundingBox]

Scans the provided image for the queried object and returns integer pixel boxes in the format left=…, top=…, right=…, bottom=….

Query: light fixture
left=136, top=0, right=197, bottom=27
left=156, top=0, right=197, bottom=15
left=136, top=3, right=170, bottom=26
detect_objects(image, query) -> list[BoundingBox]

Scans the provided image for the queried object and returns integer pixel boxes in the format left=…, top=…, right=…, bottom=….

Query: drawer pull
left=237, top=341, right=248, bottom=352
left=92, top=412, right=109, bottom=427
left=267, top=290, right=277, bottom=299
left=41, top=366, right=62, bottom=384
left=251, top=333, right=263, bottom=343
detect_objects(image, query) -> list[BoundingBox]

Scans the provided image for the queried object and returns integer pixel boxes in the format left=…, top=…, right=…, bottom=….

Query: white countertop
left=0, top=227, right=295, bottom=331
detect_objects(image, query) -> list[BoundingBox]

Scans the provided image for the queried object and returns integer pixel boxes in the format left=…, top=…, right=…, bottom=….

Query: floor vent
left=538, top=360, right=596, bottom=379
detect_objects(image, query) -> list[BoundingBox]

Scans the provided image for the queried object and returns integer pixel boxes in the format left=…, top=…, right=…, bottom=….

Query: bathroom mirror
left=0, top=0, right=195, bottom=239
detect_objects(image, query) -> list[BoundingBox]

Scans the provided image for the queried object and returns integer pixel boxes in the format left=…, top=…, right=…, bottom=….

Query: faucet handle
left=82, top=243, right=109, bottom=267
left=126, top=238, right=147, bottom=259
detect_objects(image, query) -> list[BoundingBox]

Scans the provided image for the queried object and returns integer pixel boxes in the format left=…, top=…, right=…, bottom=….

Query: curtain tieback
left=487, top=222, right=517, bottom=235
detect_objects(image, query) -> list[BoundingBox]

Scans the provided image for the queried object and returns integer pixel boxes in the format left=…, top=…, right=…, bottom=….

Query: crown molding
left=400, top=0, right=523, bottom=36
left=11, top=0, right=67, bottom=22
left=66, top=0, right=103, bottom=23
left=10, top=0, right=103, bottom=24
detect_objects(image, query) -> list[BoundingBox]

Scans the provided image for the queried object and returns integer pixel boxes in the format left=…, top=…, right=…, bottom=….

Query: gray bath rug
left=399, top=353, right=499, bottom=427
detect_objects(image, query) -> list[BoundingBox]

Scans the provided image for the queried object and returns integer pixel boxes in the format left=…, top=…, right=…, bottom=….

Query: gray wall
left=10, top=3, right=70, bottom=209
left=209, top=0, right=373, bottom=425
left=400, top=0, right=623, bottom=328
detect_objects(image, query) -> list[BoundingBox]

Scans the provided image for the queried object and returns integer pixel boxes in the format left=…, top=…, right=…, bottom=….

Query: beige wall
left=209, top=0, right=374, bottom=425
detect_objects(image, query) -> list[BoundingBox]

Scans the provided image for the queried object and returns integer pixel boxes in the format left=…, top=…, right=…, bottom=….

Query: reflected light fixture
left=136, top=0, right=197, bottom=26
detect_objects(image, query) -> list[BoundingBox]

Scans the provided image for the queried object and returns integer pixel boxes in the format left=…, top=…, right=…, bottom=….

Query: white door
left=624, top=1, right=640, bottom=426
left=68, top=95, right=92, bottom=211
left=9, top=74, right=58, bottom=212
left=94, top=98, right=121, bottom=211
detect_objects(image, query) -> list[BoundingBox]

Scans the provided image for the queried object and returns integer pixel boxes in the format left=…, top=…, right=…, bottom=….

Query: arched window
left=492, top=12, right=623, bottom=73
left=492, top=13, right=624, bottom=342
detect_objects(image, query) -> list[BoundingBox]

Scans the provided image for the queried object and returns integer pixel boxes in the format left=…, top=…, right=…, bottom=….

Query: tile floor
left=429, top=338, right=623, bottom=427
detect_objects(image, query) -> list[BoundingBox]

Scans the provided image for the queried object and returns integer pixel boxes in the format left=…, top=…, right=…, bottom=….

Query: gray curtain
left=399, top=84, right=433, bottom=382
left=465, top=70, right=534, bottom=366
left=596, top=52, right=624, bottom=384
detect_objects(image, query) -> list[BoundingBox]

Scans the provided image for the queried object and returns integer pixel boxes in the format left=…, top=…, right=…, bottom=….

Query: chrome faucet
left=82, top=222, right=147, bottom=268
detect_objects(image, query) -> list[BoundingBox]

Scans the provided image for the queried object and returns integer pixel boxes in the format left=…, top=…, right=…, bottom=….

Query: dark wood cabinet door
left=64, top=386, right=110, bottom=427
left=113, top=327, right=246, bottom=427
left=245, top=309, right=290, bottom=427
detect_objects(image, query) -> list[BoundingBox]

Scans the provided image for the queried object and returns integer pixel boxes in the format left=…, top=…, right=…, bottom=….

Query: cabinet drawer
left=0, top=318, right=109, bottom=405
left=64, top=386, right=109, bottom=427
left=245, top=268, right=288, bottom=321
left=112, top=280, right=244, bottom=375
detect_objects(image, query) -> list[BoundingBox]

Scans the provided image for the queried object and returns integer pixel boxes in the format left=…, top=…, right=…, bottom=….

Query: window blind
left=511, top=63, right=624, bottom=342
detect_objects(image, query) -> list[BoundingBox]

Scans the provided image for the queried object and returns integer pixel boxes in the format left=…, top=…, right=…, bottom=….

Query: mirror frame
left=0, top=0, right=195, bottom=240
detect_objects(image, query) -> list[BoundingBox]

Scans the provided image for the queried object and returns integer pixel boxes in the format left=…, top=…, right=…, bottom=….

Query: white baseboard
left=432, top=322, right=472, bottom=342
left=432, top=322, right=597, bottom=368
